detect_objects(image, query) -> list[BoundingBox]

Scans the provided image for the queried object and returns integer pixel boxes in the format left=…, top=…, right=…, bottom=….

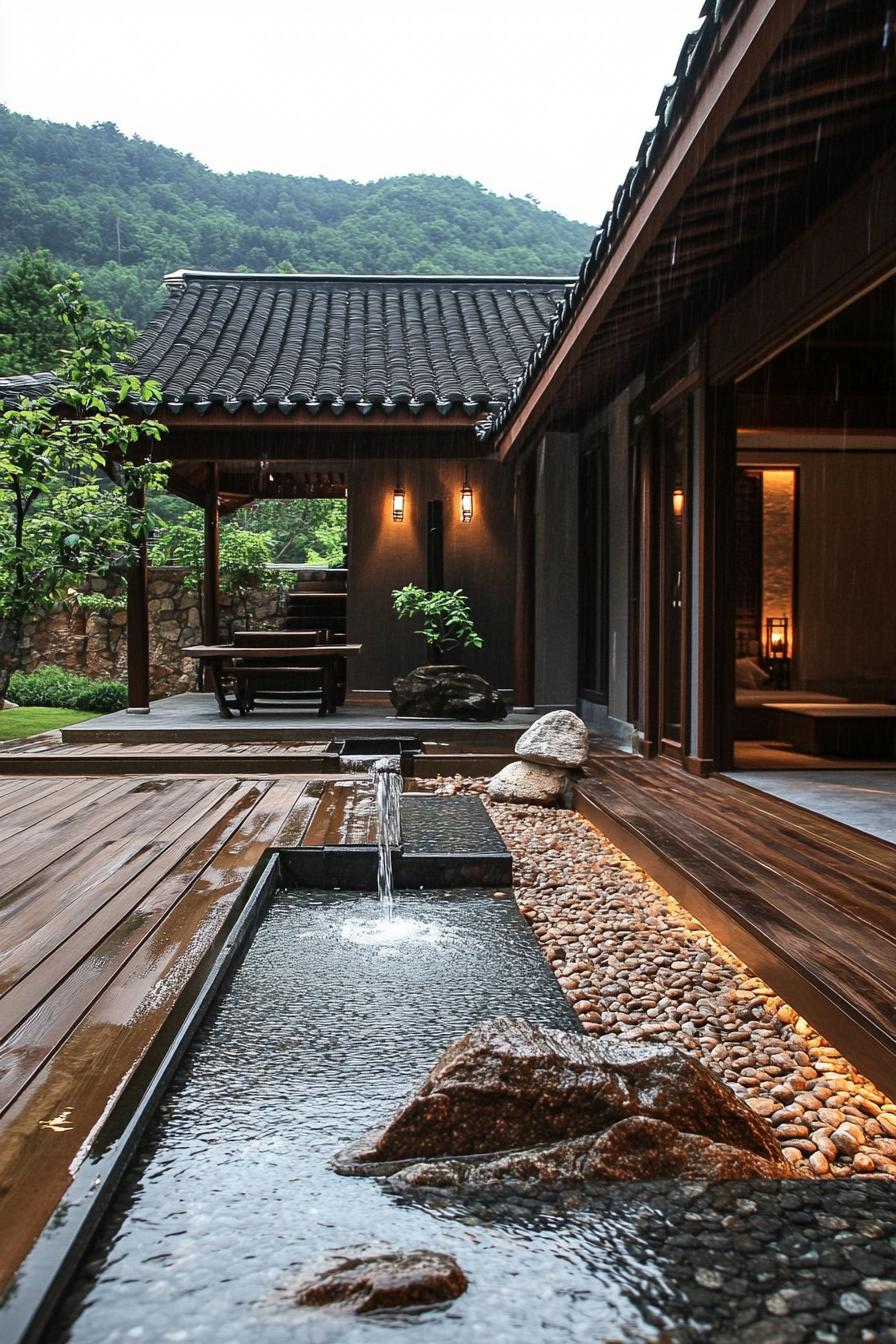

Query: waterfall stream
left=369, top=757, right=403, bottom=917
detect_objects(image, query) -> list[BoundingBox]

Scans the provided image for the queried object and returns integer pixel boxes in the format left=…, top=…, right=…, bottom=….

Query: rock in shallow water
left=292, top=1246, right=467, bottom=1313
left=515, top=710, right=589, bottom=768
left=390, top=665, right=506, bottom=721
left=387, top=1116, right=794, bottom=1192
left=332, top=1017, right=784, bottom=1174
left=487, top=760, right=566, bottom=803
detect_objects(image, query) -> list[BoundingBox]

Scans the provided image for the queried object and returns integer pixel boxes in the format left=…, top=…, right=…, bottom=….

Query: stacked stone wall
left=19, top=569, right=287, bottom=698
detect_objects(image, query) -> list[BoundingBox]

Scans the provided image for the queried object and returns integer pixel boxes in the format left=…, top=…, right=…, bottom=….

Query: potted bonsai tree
left=389, top=584, right=505, bottom=721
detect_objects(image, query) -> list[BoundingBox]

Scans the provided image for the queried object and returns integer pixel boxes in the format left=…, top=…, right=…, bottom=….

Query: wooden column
left=126, top=486, right=150, bottom=713
left=692, top=381, right=737, bottom=772
left=513, top=456, right=535, bottom=708
left=202, top=463, right=220, bottom=645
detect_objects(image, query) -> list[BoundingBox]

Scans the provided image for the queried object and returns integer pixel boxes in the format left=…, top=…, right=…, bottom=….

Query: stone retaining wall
left=19, top=569, right=287, bottom=698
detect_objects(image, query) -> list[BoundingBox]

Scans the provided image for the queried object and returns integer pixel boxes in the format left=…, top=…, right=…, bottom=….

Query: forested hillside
left=0, top=106, right=593, bottom=326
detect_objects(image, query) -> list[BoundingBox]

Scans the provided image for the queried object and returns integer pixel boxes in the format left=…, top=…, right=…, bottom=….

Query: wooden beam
left=707, top=146, right=896, bottom=383
left=126, top=487, right=150, bottom=713
left=202, top=464, right=220, bottom=647
left=153, top=405, right=479, bottom=431
left=496, top=0, right=809, bottom=460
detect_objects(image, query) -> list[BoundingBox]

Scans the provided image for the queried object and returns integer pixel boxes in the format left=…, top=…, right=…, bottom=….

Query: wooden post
left=698, top=381, right=738, bottom=772
left=202, top=463, right=220, bottom=645
left=126, top=485, right=150, bottom=713
left=513, top=456, right=535, bottom=708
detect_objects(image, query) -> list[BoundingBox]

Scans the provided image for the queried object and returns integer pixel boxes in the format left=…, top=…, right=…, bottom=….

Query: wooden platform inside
left=0, top=773, right=317, bottom=1297
left=576, top=756, right=896, bottom=1099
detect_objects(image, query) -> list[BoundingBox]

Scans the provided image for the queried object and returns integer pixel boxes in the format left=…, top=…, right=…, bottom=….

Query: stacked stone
left=423, top=777, right=896, bottom=1179
left=487, top=710, right=589, bottom=803
left=18, top=568, right=286, bottom=698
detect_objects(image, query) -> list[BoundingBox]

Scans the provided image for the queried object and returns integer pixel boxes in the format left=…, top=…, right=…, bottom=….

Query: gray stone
left=515, top=710, right=589, bottom=768
left=291, top=1245, right=467, bottom=1314
left=390, top=665, right=506, bottom=721
left=333, top=1017, right=784, bottom=1173
left=487, top=760, right=566, bottom=803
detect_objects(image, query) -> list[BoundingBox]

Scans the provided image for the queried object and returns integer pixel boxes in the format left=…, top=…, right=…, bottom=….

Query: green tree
left=233, top=498, right=346, bottom=566
left=0, top=106, right=593, bottom=327
left=0, top=275, right=168, bottom=700
left=0, top=248, right=68, bottom=376
left=150, top=508, right=278, bottom=632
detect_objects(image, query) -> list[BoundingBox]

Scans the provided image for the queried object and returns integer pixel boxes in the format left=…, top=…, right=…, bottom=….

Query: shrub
left=9, top=666, right=128, bottom=713
left=72, top=591, right=126, bottom=617
left=391, top=585, right=483, bottom=662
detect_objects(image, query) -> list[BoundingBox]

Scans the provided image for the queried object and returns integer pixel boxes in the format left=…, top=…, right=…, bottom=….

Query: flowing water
left=46, top=888, right=896, bottom=1343
left=370, top=757, right=402, bottom=916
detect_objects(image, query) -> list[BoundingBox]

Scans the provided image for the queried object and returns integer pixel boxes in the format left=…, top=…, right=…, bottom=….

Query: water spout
left=370, top=757, right=403, bottom=917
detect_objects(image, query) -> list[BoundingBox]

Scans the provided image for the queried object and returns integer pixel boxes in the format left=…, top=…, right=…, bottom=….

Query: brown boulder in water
left=292, top=1245, right=467, bottom=1314
left=387, top=1116, right=795, bottom=1193
left=333, top=1017, right=783, bottom=1173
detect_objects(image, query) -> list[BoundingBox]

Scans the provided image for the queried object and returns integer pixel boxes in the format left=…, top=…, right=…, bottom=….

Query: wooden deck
left=0, top=737, right=336, bottom=775
left=576, top=756, right=896, bottom=1099
left=0, top=773, right=317, bottom=1297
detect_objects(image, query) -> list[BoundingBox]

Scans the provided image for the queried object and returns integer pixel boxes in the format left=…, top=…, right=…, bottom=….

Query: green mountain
left=0, top=106, right=594, bottom=327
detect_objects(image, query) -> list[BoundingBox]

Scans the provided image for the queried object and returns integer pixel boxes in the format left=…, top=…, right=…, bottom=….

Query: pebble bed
left=424, top=778, right=896, bottom=1181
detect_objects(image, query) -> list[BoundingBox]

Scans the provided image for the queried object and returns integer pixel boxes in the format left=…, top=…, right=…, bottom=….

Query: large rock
left=515, top=711, right=589, bottom=768
left=390, top=665, right=506, bottom=721
left=332, top=1018, right=783, bottom=1173
left=387, top=1117, right=794, bottom=1193
left=487, top=761, right=565, bottom=803
left=292, top=1246, right=467, bottom=1313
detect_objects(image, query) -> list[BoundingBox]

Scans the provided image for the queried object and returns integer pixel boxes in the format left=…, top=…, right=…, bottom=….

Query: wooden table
left=183, top=644, right=362, bottom=718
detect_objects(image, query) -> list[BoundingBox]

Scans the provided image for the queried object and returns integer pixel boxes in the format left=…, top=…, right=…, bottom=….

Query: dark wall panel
left=346, top=458, right=514, bottom=693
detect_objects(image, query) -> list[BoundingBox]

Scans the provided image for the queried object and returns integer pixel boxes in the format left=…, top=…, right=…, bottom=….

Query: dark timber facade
left=483, top=0, right=896, bottom=772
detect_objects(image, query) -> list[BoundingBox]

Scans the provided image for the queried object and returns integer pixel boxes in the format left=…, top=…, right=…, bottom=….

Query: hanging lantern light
left=392, top=473, right=405, bottom=522
left=460, top=464, right=474, bottom=523
left=672, top=486, right=684, bottom=518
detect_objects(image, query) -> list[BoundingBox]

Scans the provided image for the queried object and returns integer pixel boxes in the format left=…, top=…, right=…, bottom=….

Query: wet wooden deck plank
left=576, top=757, right=896, bottom=1098
left=301, top=778, right=378, bottom=846
left=0, top=739, right=336, bottom=776
left=0, top=774, right=309, bottom=1295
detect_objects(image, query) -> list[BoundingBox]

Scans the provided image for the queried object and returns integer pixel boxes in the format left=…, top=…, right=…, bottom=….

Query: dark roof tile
left=119, top=271, right=569, bottom=417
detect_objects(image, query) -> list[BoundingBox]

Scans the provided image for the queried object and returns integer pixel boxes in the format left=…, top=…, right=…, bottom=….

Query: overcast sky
left=1, top=0, right=705, bottom=225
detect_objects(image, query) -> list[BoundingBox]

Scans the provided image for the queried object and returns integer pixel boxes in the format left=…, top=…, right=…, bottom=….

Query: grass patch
left=0, top=707, right=97, bottom=740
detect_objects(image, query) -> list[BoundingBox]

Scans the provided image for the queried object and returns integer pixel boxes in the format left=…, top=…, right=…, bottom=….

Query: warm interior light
left=392, top=484, right=405, bottom=522
left=460, top=466, right=474, bottom=523
left=766, top=615, right=789, bottom=658
left=672, top=486, right=684, bottom=518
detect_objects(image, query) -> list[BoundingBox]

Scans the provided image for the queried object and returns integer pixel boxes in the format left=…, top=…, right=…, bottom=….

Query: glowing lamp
left=672, top=486, right=684, bottom=518
left=392, top=482, right=405, bottom=522
left=460, top=465, right=474, bottom=523
left=765, top=616, right=789, bottom=660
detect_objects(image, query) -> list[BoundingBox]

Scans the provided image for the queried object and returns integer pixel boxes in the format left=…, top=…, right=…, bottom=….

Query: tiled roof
left=476, top=0, right=734, bottom=441
left=129, top=272, right=571, bottom=418
left=0, top=372, right=59, bottom=406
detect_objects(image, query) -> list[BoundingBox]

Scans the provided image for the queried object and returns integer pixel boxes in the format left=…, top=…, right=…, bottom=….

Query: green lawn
left=0, top=707, right=97, bottom=740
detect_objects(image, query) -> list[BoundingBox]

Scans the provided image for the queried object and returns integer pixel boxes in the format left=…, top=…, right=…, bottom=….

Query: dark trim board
left=575, top=760, right=896, bottom=1098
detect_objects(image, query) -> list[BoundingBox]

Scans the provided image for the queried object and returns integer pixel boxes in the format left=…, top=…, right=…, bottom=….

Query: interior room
left=729, top=281, right=896, bottom=832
